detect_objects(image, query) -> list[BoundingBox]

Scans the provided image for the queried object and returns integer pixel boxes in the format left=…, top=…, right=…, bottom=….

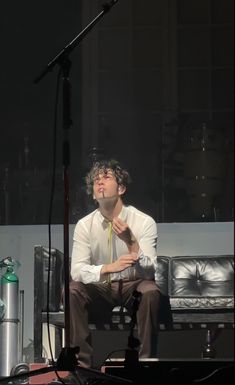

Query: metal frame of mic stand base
left=0, top=348, right=132, bottom=385
left=0, top=1, right=131, bottom=384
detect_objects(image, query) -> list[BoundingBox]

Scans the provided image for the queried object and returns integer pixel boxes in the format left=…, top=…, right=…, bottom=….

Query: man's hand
left=112, top=217, right=140, bottom=253
left=101, top=253, right=138, bottom=275
left=112, top=253, right=139, bottom=272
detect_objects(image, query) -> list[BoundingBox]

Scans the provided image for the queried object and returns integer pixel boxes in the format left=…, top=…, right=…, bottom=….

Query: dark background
left=0, top=0, right=234, bottom=225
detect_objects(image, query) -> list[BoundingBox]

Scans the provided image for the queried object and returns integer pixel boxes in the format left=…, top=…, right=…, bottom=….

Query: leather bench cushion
left=168, top=255, right=234, bottom=309
left=155, top=256, right=170, bottom=295
left=35, top=245, right=64, bottom=312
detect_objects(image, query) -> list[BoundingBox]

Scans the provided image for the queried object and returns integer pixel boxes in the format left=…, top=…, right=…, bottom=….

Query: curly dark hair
left=85, top=159, right=131, bottom=196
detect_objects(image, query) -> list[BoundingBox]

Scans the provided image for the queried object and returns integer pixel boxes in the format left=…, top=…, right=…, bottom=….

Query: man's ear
left=118, top=185, right=126, bottom=195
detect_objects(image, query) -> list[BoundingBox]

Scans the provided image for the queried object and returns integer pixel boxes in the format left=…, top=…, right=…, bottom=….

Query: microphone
left=103, top=0, right=119, bottom=13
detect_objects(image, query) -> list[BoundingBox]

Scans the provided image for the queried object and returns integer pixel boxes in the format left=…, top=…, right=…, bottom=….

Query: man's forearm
left=101, top=264, right=111, bottom=275
left=126, top=236, right=140, bottom=254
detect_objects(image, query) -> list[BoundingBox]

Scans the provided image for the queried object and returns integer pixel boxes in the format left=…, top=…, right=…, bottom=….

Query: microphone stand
left=124, top=291, right=142, bottom=368
left=0, top=1, right=133, bottom=385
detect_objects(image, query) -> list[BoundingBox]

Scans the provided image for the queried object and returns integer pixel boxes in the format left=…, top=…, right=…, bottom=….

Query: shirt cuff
left=137, top=248, right=145, bottom=260
left=95, top=264, right=104, bottom=282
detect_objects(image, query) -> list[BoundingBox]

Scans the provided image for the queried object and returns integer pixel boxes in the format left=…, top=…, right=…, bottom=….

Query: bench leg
left=202, top=327, right=222, bottom=359
left=42, top=324, right=63, bottom=362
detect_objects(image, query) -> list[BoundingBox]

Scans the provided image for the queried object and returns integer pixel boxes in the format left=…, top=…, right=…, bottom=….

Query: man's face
left=93, top=169, right=123, bottom=201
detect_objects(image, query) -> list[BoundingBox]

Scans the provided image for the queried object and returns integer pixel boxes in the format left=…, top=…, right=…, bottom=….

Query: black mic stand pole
left=58, top=53, right=77, bottom=366
left=124, top=290, right=142, bottom=368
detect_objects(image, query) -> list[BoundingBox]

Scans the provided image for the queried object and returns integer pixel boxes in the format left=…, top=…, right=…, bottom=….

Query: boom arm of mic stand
left=34, top=0, right=119, bottom=84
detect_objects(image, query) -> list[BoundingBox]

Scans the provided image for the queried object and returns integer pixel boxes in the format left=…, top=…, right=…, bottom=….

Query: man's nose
left=98, top=177, right=104, bottom=185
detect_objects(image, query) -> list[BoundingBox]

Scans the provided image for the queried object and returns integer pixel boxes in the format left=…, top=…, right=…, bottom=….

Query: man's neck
left=99, top=197, right=123, bottom=221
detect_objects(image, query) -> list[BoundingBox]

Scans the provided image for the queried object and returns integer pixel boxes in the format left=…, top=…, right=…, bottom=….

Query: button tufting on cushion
left=168, top=255, right=234, bottom=309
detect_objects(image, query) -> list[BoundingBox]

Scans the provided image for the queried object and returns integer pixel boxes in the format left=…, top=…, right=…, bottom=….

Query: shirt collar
left=119, top=205, right=128, bottom=222
left=97, top=205, right=128, bottom=227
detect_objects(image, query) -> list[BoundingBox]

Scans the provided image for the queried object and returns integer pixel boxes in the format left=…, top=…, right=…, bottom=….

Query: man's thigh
left=70, top=281, right=116, bottom=320
left=135, top=279, right=159, bottom=294
left=121, top=280, right=159, bottom=307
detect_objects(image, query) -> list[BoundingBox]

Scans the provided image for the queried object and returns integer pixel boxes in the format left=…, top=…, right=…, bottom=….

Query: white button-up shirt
left=71, top=205, right=158, bottom=284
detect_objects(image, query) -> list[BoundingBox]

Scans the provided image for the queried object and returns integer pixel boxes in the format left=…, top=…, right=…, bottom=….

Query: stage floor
left=0, top=359, right=234, bottom=385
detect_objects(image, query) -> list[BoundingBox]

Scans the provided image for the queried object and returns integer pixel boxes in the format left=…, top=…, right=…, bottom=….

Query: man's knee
left=141, top=289, right=160, bottom=308
left=70, top=281, right=85, bottom=295
left=69, top=281, right=89, bottom=305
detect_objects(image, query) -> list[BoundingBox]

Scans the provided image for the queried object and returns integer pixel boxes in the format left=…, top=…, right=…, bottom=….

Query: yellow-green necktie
left=107, top=221, right=113, bottom=283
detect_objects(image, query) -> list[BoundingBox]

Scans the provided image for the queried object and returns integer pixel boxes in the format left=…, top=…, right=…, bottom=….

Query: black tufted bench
left=34, top=246, right=234, bottom=362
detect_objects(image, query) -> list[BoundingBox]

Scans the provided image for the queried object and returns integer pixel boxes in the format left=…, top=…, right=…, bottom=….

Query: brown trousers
left=69, top=279, right=161, bottom=367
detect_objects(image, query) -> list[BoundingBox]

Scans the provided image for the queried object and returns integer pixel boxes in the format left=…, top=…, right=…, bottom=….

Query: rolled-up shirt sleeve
left=70, top=221, right=103, bottom=284
left=135, top=217, right=158, bottom=279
